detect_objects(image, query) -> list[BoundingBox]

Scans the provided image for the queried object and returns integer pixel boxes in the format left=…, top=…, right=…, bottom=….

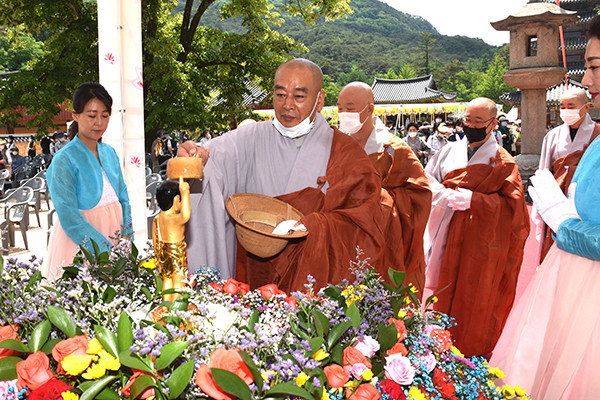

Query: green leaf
left=0, top=339, right=30, bottom=354
left=0, top=254, right=3, bottom=273
left=102, top=286, right=117, bottom=303
left=141, top=286, right=153, bottom=302
left=94, top=325, right=119, bottom=359
left=29, top=320, right=50, bottom=353
left=78, top=375, right=118, bottom=400
left=377, top=322, right=398, bottom=353
left=308, top=337, right=324, bottom=353
left=25, top=270, right=42, bottom=291
left=155, top=341, right=188, bottom=371
left=248, top=309, right=259, bottom=333
left=91, top=239, right=101, bottom=257
left=387, top=268, right=406, bottom=289
left=129, top=374, right=155, bottom=400
left=323, top=284, right=342, bottom=300
left=0, top=356, right=20, bottom=380
left=327, top=320, right=352, bottom=349
left=345, top=303, right=361, bottom=328
left=47, top=305, right=76, bottom=338
left=239, top=351, right=263, bottom=394
left=330, top=343, right=344, bottom=365
left=170, top=293, right=190, bottom=312
left=41, top=338, right=62, bottom=355
left=312, top=309, right=330, bottom=339
left=118, top=350, right=155, bottom=375
left=166, top=360, right=194, bottom=399
left=79, top=381, right=120, bottom=400
left=118, top=312, right=134, bottom=353
left=265, top=382, right=316, bottom=399
left=211, top=368, right=253, bottom=400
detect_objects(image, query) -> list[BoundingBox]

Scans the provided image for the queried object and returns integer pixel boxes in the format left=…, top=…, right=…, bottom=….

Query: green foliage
left=0, top=27, right=44, bottom=72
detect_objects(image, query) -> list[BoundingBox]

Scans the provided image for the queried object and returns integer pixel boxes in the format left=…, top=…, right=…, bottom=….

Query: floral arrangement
left=0, top=242, right=529, bottom=400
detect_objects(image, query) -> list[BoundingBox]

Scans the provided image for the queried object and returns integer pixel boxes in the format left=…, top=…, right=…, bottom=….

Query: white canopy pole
left=97, top=0, right=148, bottom=250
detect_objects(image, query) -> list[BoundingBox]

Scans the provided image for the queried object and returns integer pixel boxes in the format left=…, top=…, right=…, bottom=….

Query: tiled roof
left=211, top=78, right=269, bottom=107
left=371, top=75, right=457, bottom=104
left=499, top=78, right=588, bottom=106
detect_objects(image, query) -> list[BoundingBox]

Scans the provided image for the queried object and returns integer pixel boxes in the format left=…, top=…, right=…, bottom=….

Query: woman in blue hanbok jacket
left=491, top=16, right=600, bottom=399
left=43, top=82, right=131, bottom=280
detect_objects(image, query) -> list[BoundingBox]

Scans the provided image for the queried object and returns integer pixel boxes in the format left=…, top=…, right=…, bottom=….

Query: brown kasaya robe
left=237, top=127, right=386, bottom=293
left=367, top=134, right=431, bottom=293
left=433, top=147, right=529, bottom=357
left=539, top=122, right=600, bottom=262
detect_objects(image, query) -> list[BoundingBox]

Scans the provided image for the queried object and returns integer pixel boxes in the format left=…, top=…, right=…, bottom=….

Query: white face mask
left=560, top=105, right=585, bottom=126
left=272, top=96, right=320, bottom=139
left=338, top=104, right=369, bottom=135
left=435, top=118, right=442, bottom=124
left=408, top=130, right=418, bottom=138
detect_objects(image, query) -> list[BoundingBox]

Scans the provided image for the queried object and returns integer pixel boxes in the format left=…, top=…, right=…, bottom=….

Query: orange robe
left=539, top=122, right=600, bottom=262
left=237, top=127, right=387, bottom=293
left=368, top=134, right=431, bottom=293
left=433, top=148, right=529, bottom=357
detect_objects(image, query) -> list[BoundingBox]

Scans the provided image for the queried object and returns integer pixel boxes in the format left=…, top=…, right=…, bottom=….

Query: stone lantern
left=491, top=1, right=578, bottom=178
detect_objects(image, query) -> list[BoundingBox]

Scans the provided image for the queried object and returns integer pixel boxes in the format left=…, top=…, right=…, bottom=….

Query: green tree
left=0, top=27, right=45, bottom=72
left=322, top=74, right=341, bottom=107
left=416, top=31, right=437, bottom=75
left=336, top=64, right=369, bottom=87
left=0, top=0, right=351, bottom=136
left=473, top=51, right=514, bottom=103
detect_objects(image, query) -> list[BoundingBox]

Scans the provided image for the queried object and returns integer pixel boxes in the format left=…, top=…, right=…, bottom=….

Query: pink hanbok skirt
left=490, top=244, right=600, bottom=399
left=42, top=202, right=123, bottom=281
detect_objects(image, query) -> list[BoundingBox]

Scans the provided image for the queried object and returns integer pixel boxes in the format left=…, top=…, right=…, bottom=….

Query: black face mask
left=463, top=120, right=492, bottom=143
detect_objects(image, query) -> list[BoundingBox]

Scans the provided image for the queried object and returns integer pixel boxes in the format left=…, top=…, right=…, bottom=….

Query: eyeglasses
left=463, top=116, right=495, bottom=127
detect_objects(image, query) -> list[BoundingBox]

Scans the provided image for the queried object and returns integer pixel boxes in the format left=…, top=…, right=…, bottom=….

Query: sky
left=380, top=0, right=530, bottom=46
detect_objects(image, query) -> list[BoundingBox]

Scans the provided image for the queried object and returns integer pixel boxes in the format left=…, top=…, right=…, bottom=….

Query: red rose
left=0, top=325, right=19, bottom=359
left=346, top=383, right=381, bottom=400
left=284, top=296, right=298, bottom=309
left=223, top=278, right=240, bottom=295
left=379, top=379, right=407, bottom=399
left=257, top=284, right=286, bottom=300
left=16, top=351, right=55, bottom=391
left=343, top=346, right=372, bottom=373
left=195, top=347, right=254, bottom=399
left=388, top=318, right=407, bottom=341
left=432, top=368, right=457, bottom=399
left=28, top=378, right=74, bottom=400
left=387, top=342, right=408, bottom=357
left=430, top=329, right=452, bottom=353
left=51, top=335, right=89, bottom=374
left=121, top=369, right=156, bottom=399
left=209, top=282, right=223, bottom=292
left=324, top=364, right=349, bottom=388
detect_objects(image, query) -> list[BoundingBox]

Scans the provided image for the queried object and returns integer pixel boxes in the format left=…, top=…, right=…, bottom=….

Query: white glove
left=447, top=188, right=473, bottom=211
left=528, top=169, right=580, bottom=233
left=272, top=220, right=307, bottom=235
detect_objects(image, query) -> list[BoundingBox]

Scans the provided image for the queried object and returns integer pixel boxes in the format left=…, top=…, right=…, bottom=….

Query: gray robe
left=185, top=114, right=333, bottom=278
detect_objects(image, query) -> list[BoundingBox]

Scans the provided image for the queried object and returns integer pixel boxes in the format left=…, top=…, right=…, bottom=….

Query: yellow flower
left=295, top=371, right=309, bottom=387
left=312, top=349, right=329, bottom=361
left=450, top=346, right=464, bottom=358
left=321, top=390, right=331, bottom=400
left=501, top=385, right=515, bottom=397
left=397, top=310, right=407, bottom=318
left=431, top=296, right=438, bottom=303
left=341, top=285, right=367, bottom=306
left=140, top=258, right=157, bottom=269
left=98, top=350, right=121, bottom=371
left=61, top=354, right=94, bottom=376
left=488, top=366, right=506, bottom=379
left=410, top=285, right=418, bottom=294
left=408, top=386, right=427, bottom=400
left=514, top=385, right=527, bottom=397
left=62, top=392, right=79, bottom=400
left=82, top=361, right=107, bottom=380
left=87, top=338, right=103, bottom=355
left=361, top=369, right=374, bottom=381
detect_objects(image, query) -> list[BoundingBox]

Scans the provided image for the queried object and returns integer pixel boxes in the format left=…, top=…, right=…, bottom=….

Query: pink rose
left=343, top=346, right=372, bottom=373
left=16, top=352, right=55, bottom=391
left=353, top=336, right=380, bottom=358
left=384, top=353, right=415, bottom=385
left=0, top=325, right=19, bottom=359
left=417, top=352, right=436, bottom=373
left=350, top=363, right=369, bottom=380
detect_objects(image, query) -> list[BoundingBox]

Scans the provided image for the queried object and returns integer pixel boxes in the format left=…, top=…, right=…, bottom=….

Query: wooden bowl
left=225, top=193, right=308, bottom=258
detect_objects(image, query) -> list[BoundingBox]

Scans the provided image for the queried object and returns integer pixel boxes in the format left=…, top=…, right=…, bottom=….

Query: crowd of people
left=23, top=14, right=600, bottom=400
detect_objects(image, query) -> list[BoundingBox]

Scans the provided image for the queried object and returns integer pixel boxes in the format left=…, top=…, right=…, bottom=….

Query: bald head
left=337, top=81, right=376, bottom=139
left=468, top=97, right=498, bottom=119
left=560, top=87, right=589, bottom=107
left=276, top=58, right=323, bottom=91
left=339, top=82, right=374, bottom=104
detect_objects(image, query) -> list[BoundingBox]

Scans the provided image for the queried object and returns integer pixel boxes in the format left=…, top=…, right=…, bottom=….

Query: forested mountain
left=181, top=0, right=496, bottom=81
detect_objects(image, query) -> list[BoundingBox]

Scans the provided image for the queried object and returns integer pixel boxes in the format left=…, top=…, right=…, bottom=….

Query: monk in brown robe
left=178, top=59, right=386, bottom=293
left=337, top=82, right=431, bottom=293
left=423, top=97, right=529, bottom=357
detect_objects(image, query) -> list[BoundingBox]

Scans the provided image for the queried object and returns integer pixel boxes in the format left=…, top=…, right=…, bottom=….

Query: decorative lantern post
left=491, top=1, right=578, bottom=178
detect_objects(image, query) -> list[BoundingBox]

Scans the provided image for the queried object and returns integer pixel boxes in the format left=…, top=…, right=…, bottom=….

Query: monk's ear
left=316, top=90, right=326, bottom=111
